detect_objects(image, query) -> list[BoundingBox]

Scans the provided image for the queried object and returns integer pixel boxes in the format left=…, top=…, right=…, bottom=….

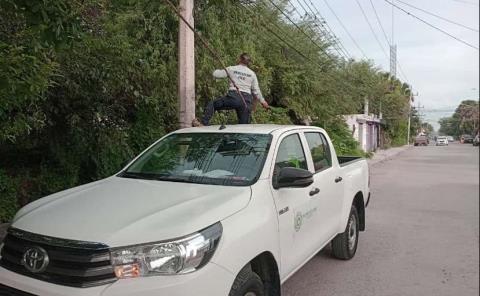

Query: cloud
left=312, top=0, right=479, bottom=130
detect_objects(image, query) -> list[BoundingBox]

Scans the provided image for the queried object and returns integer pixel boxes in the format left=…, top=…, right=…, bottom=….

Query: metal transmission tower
left=390, top=45, right=397, bottom=77
left=390, top=0, right=397, bottom=77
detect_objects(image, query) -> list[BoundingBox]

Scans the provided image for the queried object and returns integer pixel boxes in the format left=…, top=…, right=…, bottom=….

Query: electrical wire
left=285, top=0, right=351, bottom=60
left=238, top=2, right=332, bottom=69
left=306, top=0, right=352, bottom=60
left=369, top=0, right=391, bottom=45
left=384, top=0, right=479, bottom=50
left=291, top=0, right=349, bottom=58
left=299, top=0, right=352, bottom=59
left=245, top=2, right=317, bottom=62
left=321, top=0, right=369, bottom=59
left=355, top=0, right=389, bottom=60
left=238, top=2, right=370, bottom=92
left=397, top=63, right=410, bottom=83
left=395, top=0, right=479, bottom=32
left=265, top=0, right=334, bottom=60
left=368, top=0, right=411, bottom=84
left=163, top=0, right=248, bottom=108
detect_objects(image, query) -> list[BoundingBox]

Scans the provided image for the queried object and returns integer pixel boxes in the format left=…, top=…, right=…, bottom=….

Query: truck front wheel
left=331, top=206, right=359, bottom=260
left=229, top=264, right=265, bottom=296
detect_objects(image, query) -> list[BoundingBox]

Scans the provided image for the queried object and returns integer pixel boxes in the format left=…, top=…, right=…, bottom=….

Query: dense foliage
left=0, top=0, right=414, bottom=222
left=439, top=100, right=479, bottom=138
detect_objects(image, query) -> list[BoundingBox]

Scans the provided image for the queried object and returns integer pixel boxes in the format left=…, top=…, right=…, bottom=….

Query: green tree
left=0, top=0, right=415, bottom=221
left=439, top=100, right=479, bottom=137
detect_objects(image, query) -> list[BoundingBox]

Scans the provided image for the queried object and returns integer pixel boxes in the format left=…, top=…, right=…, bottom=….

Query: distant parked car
left=446, top=136, right=454, bottom=142
left=461, top=134, right=474, bottom=144
left=473, top=134, right=480, bottom=146
left=436, top=136, right=449, bottom=146
left=414, top=135, right=429, bottom=146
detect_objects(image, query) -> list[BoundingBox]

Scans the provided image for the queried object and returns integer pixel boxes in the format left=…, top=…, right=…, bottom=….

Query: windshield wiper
left=118, top=171, right=156, bottom=180
left=152, top=175, right=196, bottom=183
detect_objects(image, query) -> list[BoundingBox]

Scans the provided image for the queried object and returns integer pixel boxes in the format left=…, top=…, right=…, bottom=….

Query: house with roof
left=344, top=100, right=384, bottom=152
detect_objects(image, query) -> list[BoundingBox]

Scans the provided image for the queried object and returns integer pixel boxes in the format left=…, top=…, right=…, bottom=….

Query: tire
left=331, top=206, right=359, bottom=260
left=229, top=265, right=265, bottom=296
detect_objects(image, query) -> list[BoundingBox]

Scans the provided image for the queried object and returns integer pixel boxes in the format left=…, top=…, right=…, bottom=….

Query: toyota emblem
left=22, top=246, right=49, bottom=273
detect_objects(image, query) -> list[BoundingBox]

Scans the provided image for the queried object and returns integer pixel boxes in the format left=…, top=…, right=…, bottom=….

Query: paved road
left=282, top=143, right=479, bottom=296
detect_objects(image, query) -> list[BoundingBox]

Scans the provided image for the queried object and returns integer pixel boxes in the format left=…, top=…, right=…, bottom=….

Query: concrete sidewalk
left=367, top=145, right=412, bottom=166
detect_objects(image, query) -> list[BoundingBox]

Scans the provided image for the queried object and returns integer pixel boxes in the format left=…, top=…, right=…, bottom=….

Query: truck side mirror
left=274, top=167, right=313, bottom=189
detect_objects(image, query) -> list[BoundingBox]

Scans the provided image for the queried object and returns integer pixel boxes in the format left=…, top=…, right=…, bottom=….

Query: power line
left=397, top=63, right=410, bottom=84
left=265, top=0, right=338, bottom=61
left=355, top=0, right=389, bottom=60
left=163, top=0, right=248, bottom=108
left=285, top=0, right=351, bottom=59
left=308, top=0, right=353, bottom=59
left=321, top=0, right=369, bottom=59
left=356, top=0, right=412, bottom=87
left=291, top=0, right=351, bottom=59
left=247, top=2, right=316, bottom=62
left=304, top=0, right=352, bottom=59
left=384, top=0, right=479, bottom=50
left=287, top=0, right=351, bottom=60
left=395, top=0, right=479, bottom=32
left=392, top=0, right=395, bottom=44
left=238, top=2, right=330, bottom=68
left=368, top=0, right=410, bottom=83
left=238, top=1, right=376, bottom=97
left=369, top=0, right=391, bottom=45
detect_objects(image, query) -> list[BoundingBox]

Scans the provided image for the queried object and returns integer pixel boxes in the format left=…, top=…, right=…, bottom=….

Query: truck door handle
left=309, top=188, right=320, bottom=196
left=335, top=177, right=343, bottom=183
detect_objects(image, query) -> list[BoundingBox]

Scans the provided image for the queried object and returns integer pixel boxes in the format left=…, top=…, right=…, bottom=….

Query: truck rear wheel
left=229, top=264, right=265, bottom=296
left=331, top=206, right=359, bottom=260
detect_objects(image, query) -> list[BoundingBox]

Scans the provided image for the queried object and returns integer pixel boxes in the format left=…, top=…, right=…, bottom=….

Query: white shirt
left=213, top=65, right=265, bottom=102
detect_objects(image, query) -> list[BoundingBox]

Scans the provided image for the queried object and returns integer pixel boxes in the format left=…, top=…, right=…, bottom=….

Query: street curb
left=368, top=145, right=412, bottom=167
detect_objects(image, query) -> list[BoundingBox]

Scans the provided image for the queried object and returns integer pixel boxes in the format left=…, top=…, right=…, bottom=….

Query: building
left=344, top=99, right=384, bottom=152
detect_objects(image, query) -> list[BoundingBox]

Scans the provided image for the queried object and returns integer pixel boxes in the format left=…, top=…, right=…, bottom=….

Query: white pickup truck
left=0, top=124, right=370, bottom=296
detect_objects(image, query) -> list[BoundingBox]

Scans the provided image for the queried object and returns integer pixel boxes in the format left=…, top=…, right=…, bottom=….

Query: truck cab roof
left=176, top=124, right=325, bottom=135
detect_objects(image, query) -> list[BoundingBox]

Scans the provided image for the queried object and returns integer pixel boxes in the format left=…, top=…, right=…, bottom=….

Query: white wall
left=344, top=114, right=380, bottom=152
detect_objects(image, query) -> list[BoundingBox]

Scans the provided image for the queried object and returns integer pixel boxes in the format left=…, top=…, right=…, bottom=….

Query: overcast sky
left=306, top=0, right=479, bottom=130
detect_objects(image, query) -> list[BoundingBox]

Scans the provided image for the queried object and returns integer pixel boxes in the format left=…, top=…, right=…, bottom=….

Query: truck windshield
left=119, top=133, right=272, bottom=186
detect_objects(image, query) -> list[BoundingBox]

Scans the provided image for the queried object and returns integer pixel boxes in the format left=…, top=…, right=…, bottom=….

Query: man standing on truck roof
left=192, top=53, right=269, bottom=126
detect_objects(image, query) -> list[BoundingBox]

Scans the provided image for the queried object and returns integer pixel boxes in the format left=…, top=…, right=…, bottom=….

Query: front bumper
left=0, top=263, right=234, bottom=296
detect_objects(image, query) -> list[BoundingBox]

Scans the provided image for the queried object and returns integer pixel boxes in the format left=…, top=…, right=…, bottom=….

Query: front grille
left=0, top=228, right=117, bottom=288
left=0, top=283, right=36, bottom=296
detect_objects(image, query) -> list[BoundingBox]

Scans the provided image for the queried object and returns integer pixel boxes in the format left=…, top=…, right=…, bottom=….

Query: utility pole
left=407, top=102, right=411, bottom=145
left=178, top=0, right=195, bottom=128
left=407, top=91, right=419, bottom=145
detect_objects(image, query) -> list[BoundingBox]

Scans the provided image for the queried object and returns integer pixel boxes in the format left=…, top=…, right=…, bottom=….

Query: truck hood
left=11, top=177, right=251, bottom=247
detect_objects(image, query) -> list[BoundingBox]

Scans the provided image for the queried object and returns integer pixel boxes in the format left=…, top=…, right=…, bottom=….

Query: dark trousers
left=201, top=90, right=252, bottom=125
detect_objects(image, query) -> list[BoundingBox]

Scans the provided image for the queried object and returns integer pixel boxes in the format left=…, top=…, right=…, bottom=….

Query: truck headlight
left=111, top=223, right=222, bottom=278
